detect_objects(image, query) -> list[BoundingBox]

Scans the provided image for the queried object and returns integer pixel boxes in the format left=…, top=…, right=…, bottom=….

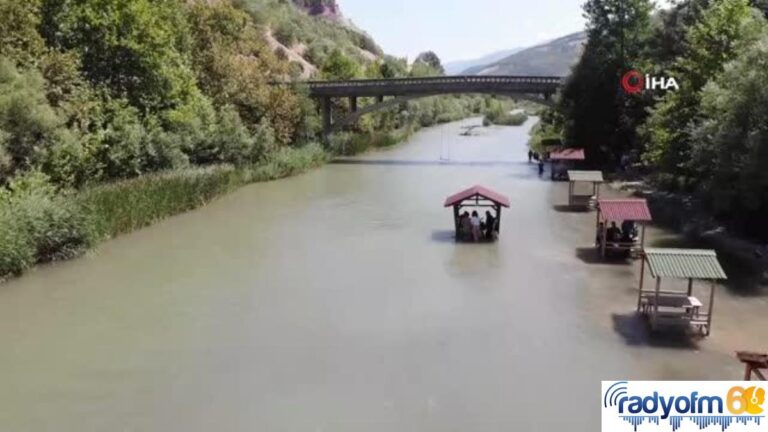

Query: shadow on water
left=612, top=313, right=700, bottom=350
left=507, top=170, right=543, bottom=181
left=331, top=159, right=527, bottom=167
left=431, top=230, right=457, bottom=244
left=553, top=204, right=591, bottom=213
left=431, top=230, right=500, bottom=246
left=575, top=247, right=633, bottom=266
left=651, top=234, right=767, bottom=297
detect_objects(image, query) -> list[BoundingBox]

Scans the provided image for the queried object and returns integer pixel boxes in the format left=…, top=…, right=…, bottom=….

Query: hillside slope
left=464, top=32, right=586, bottom=76
left=239, top=0, right=382, bottom=77
left=444, top=48, right=523, bottom=75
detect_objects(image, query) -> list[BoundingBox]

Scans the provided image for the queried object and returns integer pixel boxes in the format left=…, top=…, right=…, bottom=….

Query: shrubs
left=483, top=102, right=528, bottom=126
left=326, top=129, right=412, bottom=155
left=252, top=142, right=328, bottom=180
left=0, top=59, right=67, bottom=180
left=274, top=22, right=299, bottom=47
left=0, top=172, right=94, bottom=279
left=486, top=112, right=528, bottom=126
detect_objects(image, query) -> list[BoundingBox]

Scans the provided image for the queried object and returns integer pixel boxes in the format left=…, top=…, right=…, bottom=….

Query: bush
left=98, top=100, right=151, bottom=179
left=253, top=142, right=328, bottom=180
left=484, top=103, right=528, bottom=126
left=274, top=22, right=299, bottom=47
left=0, top=171, right=94, bottom=279
left=0, top=59, right=67, bottom=179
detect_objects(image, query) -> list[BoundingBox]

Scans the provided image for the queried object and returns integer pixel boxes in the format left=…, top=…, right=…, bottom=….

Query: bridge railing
left=305, top=75, right=564, bottom=88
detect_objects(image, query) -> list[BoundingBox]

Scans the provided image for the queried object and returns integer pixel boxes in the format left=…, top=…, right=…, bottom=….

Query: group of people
left=596, top=220, right=639, bottom=246
left=458, top=210, right=497, bottom=242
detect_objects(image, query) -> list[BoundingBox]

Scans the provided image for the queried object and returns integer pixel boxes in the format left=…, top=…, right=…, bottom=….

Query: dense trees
left=689, top=28, right=768, bottom=237
left=643, top=0, right=762, bottom=183
left=548, top=0, right=768, bottom=239
left=0, top=0, right=319, bottom=189
left=558, top=0, right=653, bottom=166
left=413, top=51, right=445, bottom=75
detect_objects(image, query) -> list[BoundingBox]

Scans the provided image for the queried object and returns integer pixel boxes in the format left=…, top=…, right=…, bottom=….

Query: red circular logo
left=621, top=70, right=645, bottom=94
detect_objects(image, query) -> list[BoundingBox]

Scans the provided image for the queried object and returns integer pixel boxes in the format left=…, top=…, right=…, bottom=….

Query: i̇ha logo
left=621, top=70, right=680, bottom=94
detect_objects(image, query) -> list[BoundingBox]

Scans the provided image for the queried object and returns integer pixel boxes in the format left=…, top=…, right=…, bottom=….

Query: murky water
left=1, top=118, right=765, bottom=431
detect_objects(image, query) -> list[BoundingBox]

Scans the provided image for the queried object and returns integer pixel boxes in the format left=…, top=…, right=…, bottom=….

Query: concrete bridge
left=304, top=75, right=564, bottom=134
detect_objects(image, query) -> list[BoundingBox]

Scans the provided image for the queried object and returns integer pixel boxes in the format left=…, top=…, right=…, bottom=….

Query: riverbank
left=0, top=113, right=483, bottom=282
left=607, top=179, right=768, bottom=291
left=0, top=144, right=328, bottom=281
left=0, top=107, right=536, bottom=283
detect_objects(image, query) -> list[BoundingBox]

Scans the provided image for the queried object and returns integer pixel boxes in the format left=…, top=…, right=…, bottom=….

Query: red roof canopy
left=550, top=148, right=586, bottom=161
left=598, top=199, right=652, bottom=222
left=444, top=185, right=510, bottom=208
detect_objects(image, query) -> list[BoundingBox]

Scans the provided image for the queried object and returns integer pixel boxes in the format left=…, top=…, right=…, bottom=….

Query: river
left=1, top=117, right=765, bottom=431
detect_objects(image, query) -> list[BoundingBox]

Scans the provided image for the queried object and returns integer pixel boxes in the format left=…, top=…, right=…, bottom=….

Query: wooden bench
left=737, top=351, right=768, bottom=380
left=639, top=293, right=709, bottom=334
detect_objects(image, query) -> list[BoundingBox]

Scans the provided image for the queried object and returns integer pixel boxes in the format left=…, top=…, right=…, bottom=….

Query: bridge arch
left=303, top=75, right=564, bottom=135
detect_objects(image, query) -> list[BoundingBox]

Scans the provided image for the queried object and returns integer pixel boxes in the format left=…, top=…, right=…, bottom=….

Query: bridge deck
left=305, top=75, right=564, bottom=98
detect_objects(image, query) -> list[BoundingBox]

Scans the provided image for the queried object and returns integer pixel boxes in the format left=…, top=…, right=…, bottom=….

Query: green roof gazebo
left=567, top=170, right=604, bottom=209
left=637, top=248, right=728, bottom=336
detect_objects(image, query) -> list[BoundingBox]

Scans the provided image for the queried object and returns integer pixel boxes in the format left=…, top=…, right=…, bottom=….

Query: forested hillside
left=464, top=32, right=586, bottom=76
left=537, top=0, right=768, bottom=240
left=0, top=0, right=495, bottom=280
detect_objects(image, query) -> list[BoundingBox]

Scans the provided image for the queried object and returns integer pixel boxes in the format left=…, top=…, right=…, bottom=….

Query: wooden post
left=322, top=97, right=332, bottom=135
left=453, top=205, right=460, bottom=239
left=637, top=254, right=646, bottom=312
left=687, top=278, right=693, bottom=296
left=596, top=208, right=601, bottom=231
left=496, top=205, right=501, bottom=232
left=707, top=281, right=716, bottom=336
left=640, top=225, right=647, bottom=250
left=651, top=277, right=662, bottom=329
left=568, top=182, right=574, bottom=206
left=349, top=96, right=357, bottom=113
left=601, top=224, right=607, bottom=257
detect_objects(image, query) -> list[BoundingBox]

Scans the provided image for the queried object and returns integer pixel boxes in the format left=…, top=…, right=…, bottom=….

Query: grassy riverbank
left=0, top=144, right=327, bottom=280
left=605, top=179, right=768, bottom=292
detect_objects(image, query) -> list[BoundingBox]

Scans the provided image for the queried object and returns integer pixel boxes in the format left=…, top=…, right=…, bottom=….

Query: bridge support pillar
left=349, top=96, right=357, bottom=113
left=321, top=97, right=332, bottom=136
left=376, top=95, right=384, bottom=103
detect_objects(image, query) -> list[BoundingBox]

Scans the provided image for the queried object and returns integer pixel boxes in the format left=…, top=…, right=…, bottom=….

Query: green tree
left=558, top=0, right=653, bottom=167
left=689, top=29, right=768, bottom=237
left=413, top=51, right=444, bottom=75
left=42, top=0, right=198, bottom=111
left=0, top=0, right=47, bottom=67
left=321, top=49, right=361, bottom=80
left=0, top=58, right=67, bottom=179
left=643, top=0, right=761, bottom=186
left=379, top=55, right=408, bottom=78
